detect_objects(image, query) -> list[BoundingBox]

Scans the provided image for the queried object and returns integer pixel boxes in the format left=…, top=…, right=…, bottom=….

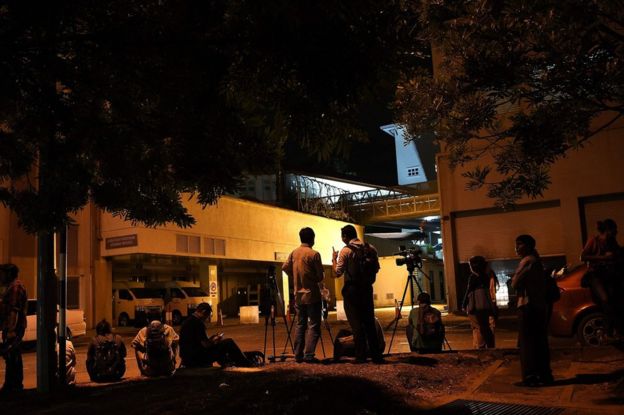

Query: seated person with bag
left=179, top=303, right=263, bottom=368
left=132, top=320, right=179, bottom=377
left=333, top=317, right=386, bottom=362
left=406, top=292, right=444, bottom=353
left=86, top=319, right=126, bottom=382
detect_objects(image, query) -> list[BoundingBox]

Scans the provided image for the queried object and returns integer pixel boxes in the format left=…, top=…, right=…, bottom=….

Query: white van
left=112, top=283, right=165, bottom=327
left=148, top=282, right=212, bottom=325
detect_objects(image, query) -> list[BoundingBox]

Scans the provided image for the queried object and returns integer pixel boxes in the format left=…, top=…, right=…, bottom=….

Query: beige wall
left=373, top=257, right=445, bottom=307
left=100, top=196, right=358, bottom=266
left=2, top=195, right=364, bottom=328
left=438, top=127, right=624, bottom=310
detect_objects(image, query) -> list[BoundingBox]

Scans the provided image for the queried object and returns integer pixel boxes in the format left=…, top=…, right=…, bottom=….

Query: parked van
left=148, top=282, right=212, bottom=325
left=112, top=283, right=165, bottom=327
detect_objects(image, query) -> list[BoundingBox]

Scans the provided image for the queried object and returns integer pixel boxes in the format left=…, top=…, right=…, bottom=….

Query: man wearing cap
left=0, top=264, right=28, bottom=393
left=179, top=302, right=262, bottom=368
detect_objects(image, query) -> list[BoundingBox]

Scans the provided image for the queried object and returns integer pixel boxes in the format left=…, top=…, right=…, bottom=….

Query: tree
left=395, top=0, right=624, bottom=206
left=1, top=0, right=424, bottom=390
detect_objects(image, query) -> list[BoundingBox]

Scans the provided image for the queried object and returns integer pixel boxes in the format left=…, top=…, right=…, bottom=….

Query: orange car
left=549, top=263, right=606, bottom=346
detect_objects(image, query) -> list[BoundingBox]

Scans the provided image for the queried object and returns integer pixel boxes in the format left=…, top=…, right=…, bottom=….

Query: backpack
left=545, top=271, right=561, bottom=303
left=92, top=337, right=122, bottom=381
left=145, top=326, right=170, bottom=361
left=421, top=307, right=443, bottom=338
left=347, top=242, right=380, bottom=285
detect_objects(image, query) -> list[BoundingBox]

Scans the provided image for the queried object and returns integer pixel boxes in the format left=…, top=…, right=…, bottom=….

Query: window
left=184, top=287, right=209, bottom=297
left=67, top=276, right=80, bottom=309
left=118, top=289, right=132, bottom=301
left=171, top=288, right=185, bottom=299
left=204, top=237, right=226, bottom=256
left=406, top=166, right=420, bottom=177
left=176, top=234, right=201, bottom=254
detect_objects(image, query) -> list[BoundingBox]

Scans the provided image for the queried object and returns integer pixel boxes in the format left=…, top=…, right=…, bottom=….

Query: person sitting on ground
left=86, top=319, right=126, bottom=382
left=179, top=303, right=263, bottom=368
left=406, top=292, right=444, bottom=353
left=56, top=326, right=76, bottom=386
left=132, top=320, right=179, bottom=377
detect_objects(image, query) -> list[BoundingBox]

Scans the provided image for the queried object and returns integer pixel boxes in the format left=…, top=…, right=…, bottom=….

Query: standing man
left=0, top=264, right=28, bottom=393
left=332, top=225, right=384, bottom=363
left=282, top=227, right=325, bottom=363
left=511, top=234, right=553, bottom=386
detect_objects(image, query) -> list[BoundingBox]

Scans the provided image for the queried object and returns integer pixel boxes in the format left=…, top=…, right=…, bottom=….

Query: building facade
left=438, top=122, right=624, bottom=311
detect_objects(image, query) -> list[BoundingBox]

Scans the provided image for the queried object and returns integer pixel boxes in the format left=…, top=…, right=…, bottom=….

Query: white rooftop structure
left=380, top=123, right=427, bottom=186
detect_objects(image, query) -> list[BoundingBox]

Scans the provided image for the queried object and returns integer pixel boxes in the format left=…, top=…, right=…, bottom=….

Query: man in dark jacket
left=179, top=303, right=261, bottom=368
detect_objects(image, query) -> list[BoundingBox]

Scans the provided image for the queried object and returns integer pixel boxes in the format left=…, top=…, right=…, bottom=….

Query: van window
left=171, top=288, right=185, bottom=299
left=184, top=287, right=209, bottom=297
left=118, top=289, right=133, bottom=301
left=131, top=288, right=164, bottom=299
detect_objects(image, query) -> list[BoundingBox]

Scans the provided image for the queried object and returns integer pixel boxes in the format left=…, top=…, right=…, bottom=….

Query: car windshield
left=131, top=288, right=164, bottom=299
left=184, top=287, right=209, bottom=297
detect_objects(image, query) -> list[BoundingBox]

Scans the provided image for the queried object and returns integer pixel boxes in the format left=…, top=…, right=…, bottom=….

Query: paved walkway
left=430, top=346, right=624, bottom=414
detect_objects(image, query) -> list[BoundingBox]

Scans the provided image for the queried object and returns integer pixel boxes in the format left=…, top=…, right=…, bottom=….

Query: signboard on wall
left=209, top=281, right=218, bottom=297
left=274, top=252, right=289, bottom=261
left=105, top=234, right=138, bottom=249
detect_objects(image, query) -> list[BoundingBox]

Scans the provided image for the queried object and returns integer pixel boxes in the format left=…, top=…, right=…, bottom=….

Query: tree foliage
left=0, top=0, right=424, bottom=233
left=395, top=0, right=624, bottom=206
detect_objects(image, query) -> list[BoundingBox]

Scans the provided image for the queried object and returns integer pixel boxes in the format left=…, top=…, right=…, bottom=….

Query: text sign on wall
left=274, top=252, right=289, bottom=261
left=105, top=234, right=138, bottom=249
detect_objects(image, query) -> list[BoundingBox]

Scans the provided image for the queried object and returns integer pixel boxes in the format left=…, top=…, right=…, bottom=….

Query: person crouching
left=132, top=320, right=179, bottom=377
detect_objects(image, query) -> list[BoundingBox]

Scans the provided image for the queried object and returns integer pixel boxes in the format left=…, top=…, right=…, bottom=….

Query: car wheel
left=577, top=312, right=607, bottom=346
left=172, top=310, right=183, bottom=326
left=118, top=313, right=130, bottom=327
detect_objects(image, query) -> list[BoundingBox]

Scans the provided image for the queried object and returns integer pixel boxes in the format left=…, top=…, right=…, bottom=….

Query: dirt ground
left=1, top=351, right=503, bottom=415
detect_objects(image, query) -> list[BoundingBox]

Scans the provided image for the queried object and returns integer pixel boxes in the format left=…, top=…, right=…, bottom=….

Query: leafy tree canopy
left=0, top=0, right=424, bottom=233
left=395, top=0, right=624, bottom=206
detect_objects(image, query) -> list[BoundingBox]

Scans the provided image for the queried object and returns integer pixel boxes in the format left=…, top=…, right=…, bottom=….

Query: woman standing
left=462, top=256, right=496, bottom=349
left=511, top=234, right=553, bottom=386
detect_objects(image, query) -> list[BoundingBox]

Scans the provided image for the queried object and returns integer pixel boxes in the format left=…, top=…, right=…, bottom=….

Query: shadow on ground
left=1, top=368, right=419, bottom=415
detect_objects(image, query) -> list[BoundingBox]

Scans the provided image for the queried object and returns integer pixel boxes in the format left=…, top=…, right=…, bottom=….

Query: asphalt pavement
left=1, top=308, right=622, bottom=414
left=4, top=307, right=578, bottom=390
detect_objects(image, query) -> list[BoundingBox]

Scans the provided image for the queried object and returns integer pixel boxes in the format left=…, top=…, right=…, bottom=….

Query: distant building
left=381, top=123, right=428, bottom=186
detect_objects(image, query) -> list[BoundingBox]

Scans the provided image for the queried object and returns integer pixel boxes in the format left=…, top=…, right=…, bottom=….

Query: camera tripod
left=387, top=263, right=452, bottom=354
left=263, top=266, right=295, bottom=363
left=281, top=293, right=335, bottom=360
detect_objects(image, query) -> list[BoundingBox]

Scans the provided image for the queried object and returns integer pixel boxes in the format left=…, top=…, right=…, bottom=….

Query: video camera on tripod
left=394, top=245, right=424, bottom=271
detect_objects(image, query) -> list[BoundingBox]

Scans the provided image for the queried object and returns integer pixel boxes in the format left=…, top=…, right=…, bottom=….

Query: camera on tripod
left=394, top=245, right=423, bottom=270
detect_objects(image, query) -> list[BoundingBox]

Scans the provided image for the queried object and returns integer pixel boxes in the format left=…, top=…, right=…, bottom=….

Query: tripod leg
left=281, top=312, right=296, bottom=354
left=318, top=329, right=326, bottom=358
left=263, top=315, right=269, bottom=363
left=444, top=336, right=452, bottom=351
left=387, top=274, right=413, bottom=354
left=324, top=320, right=334, bottom=344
